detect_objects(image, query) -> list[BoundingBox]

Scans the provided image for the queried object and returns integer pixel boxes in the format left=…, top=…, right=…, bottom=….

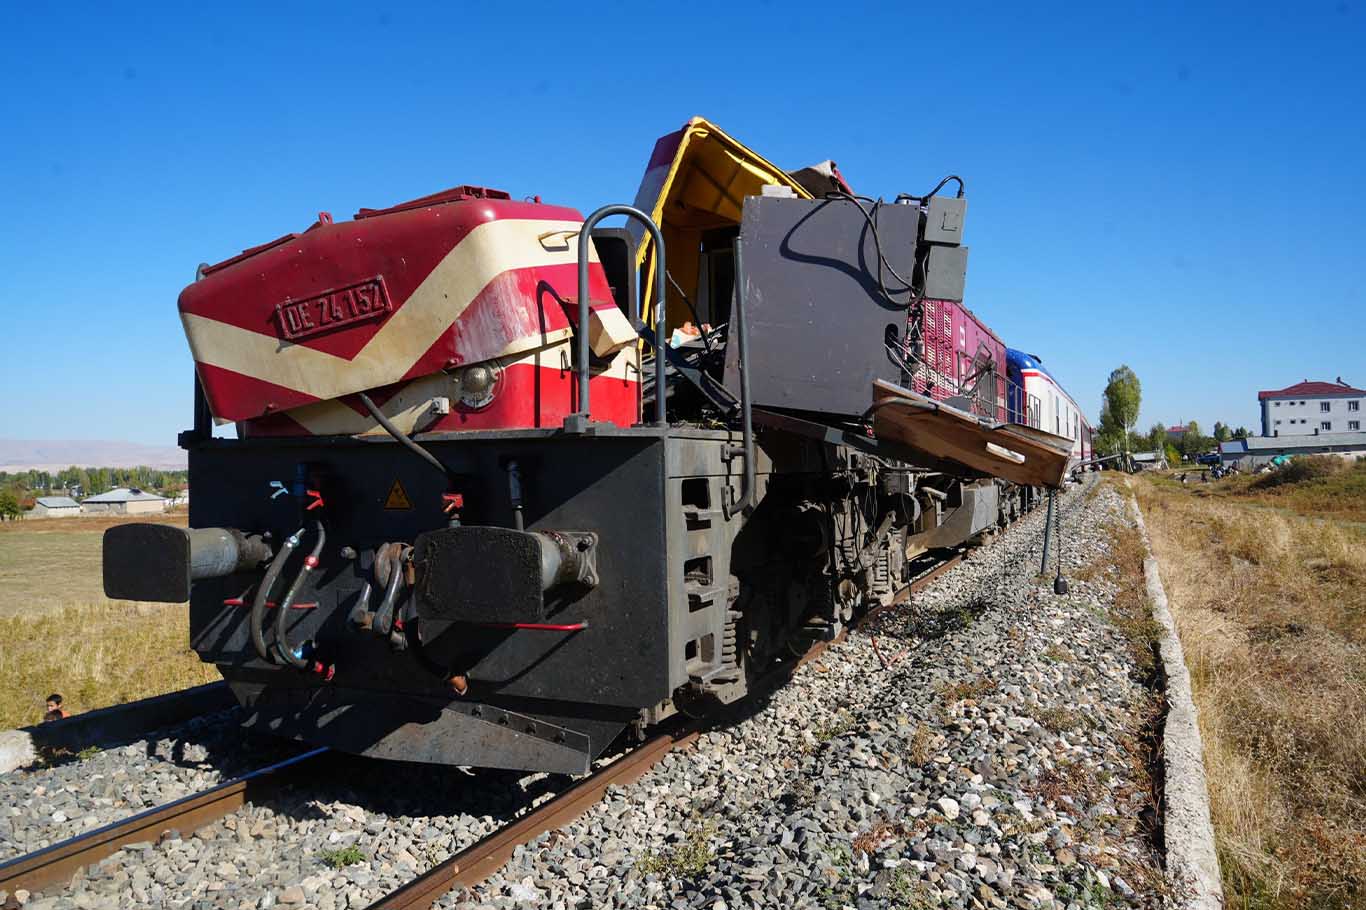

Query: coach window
left=1321, top=402, right=1331, bottom=412
left=1322, top=421, right=1332, bottom=431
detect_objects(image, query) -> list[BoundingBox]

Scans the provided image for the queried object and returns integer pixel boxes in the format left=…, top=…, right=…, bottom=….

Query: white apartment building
left=1259, top=378, right=1365, bottom=437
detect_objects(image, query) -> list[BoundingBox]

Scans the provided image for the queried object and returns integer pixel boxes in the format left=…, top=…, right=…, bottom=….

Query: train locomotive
left=103, top=118, right=1086, bottom=774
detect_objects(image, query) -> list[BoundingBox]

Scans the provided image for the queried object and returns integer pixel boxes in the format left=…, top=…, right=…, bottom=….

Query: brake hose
left=273, top=521, right=326, bottom=669
left=250, top=526, right=304, bottom=663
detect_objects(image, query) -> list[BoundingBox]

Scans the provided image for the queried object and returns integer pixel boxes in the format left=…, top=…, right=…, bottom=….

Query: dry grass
left=0, top=601, right=219, bottom=729
left=936, top=675, right=997, bottom=704
left=0, top=510, right=186, bottom=618
left=1152, top=456, right=1366, bottom=524
left=0, top=512, right=217, bottom=729
left=1134, top=475, right=1366, bottom=909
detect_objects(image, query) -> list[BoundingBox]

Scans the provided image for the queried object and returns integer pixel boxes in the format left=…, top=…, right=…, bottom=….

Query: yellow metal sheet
left=629, top=117, right=812, bottom=331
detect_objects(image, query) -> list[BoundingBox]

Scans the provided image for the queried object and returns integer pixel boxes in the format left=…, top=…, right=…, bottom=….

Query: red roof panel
left=1257, top=380, right=1366, bottom=400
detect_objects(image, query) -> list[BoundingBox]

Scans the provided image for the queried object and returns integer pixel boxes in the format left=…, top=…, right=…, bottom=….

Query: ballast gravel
left=451, top=476, right=1163, bottom=910
left=6, top=476, right=1164, bottom=910
left=0, top=711, right=299, bottom=862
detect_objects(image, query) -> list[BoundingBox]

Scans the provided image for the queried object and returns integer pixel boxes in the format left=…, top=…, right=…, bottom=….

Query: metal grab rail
left=568, top=205, right=667, bottom=430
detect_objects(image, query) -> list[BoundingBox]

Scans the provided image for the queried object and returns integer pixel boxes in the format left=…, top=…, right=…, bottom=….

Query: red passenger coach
left=908, top=297, right=1008, bottom=421
left=179, top=186, right=641, bottom=437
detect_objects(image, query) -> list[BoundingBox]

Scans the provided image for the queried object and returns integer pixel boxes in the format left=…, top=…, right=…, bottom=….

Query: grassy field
left=1152, top=456, right=1366, bottom=524
left=1133, top=468, right=1366, bottom=909
left=0, top=512, right=219, bottom=729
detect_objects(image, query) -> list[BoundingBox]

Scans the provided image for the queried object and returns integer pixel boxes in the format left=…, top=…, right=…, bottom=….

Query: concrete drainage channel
left=1128, top=490, right=1224, bottom=910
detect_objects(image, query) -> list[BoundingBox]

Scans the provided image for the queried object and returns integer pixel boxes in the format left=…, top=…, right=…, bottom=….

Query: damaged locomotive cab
left=411, top=527, right=598, bottom=625
left=103, top=524, right=273, bottom=603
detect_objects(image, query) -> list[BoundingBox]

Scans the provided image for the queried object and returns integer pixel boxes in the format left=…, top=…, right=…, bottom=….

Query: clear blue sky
left=2, top=2, right=1362, bottom=445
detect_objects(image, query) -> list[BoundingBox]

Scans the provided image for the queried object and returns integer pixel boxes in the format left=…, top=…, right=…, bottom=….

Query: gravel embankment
left=10, top=752, right=565, bottom=910
left=0, top=711, right=298, bottom=861
left=453, top=476, right=1163, bottom=910
left=5, top=475, right=1163, bottom=910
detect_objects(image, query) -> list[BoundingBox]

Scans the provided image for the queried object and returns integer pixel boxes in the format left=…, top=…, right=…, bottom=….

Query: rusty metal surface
left=0, top=748, right=326, bottom=901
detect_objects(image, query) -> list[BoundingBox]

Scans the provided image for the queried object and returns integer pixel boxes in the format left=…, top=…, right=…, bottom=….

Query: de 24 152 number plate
left=275, top=276, right=392, bottom=341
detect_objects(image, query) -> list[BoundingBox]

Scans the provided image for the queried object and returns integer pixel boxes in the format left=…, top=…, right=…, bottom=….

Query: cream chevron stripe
left=181, top=218, right=606, bottom=412
left=282, top=339, right=639, bottom=437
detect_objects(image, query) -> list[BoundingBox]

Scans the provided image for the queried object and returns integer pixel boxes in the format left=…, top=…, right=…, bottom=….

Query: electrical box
left=726, top=195, right=916, bottom=418
left=923, top=196, right=967, bottom=246
left=923, top=245, right=969, bottom=302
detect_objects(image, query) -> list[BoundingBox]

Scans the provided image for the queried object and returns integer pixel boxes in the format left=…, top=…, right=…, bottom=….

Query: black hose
left=822, top=191, right=920, bottom=310
left=273, top=521, right=325, bottom=668
left=664, top=271, right=714, bottom=354
left=358, top=392, right=453, bottom=482
left=250, top=526, right=304, bottom=663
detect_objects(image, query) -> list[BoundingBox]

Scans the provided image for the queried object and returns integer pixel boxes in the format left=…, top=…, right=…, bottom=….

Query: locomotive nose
left=103, top=523, right=273, bottom=602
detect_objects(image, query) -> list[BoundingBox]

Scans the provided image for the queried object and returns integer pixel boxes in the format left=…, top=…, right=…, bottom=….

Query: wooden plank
left=871, top=380, right=1071, bottom=487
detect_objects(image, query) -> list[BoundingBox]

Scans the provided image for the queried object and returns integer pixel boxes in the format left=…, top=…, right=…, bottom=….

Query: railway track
left=363, top=548, right=968, bottom=910
left=0, top=545, right=974, bottom=910
left=0, top=748, right=327, bottom=903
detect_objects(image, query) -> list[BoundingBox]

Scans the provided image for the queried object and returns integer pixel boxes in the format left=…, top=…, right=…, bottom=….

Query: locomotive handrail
left=569, top=204, right=667, bottom=431
left=724, top=237, right=756, bottom=518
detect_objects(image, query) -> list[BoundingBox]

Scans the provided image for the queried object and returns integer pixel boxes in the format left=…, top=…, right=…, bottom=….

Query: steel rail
left=365, top=546, right=975, bottom=910
left=0, top=747, right=328, bottom=899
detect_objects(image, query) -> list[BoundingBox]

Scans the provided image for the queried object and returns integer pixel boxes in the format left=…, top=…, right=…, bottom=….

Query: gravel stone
left=17, top=476, right=1162, bottom=910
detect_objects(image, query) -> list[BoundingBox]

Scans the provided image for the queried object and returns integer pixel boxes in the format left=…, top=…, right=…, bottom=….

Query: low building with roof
left=29, top=496, right=81, bottom=518
left=1130, top=450, right=1167, bottom=471
left=1219, top=431, right=1366, bottom=470
left=1259, top=378, right=1365, bottom=437
left=80, top=487, right=169, bottom=515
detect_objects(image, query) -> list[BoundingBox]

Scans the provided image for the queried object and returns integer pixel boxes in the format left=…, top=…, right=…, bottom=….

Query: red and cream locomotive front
left=177, top=185, right=641, bottom=437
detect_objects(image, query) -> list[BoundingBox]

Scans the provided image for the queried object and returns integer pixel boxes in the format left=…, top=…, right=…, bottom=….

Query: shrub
left=319, top=845, right=366, bottom=869
left=1251, top=455, right=1345, bottom=490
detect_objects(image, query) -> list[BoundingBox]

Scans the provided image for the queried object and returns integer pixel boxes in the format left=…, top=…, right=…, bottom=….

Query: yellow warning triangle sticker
left=384, top=478, right=413, bottom=510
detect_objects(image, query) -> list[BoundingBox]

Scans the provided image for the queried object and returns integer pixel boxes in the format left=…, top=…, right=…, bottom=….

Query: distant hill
left=0, top=439, right=187, bottom=472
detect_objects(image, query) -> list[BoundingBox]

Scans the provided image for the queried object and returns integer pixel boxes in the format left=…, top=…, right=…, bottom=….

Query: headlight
left=457, top=363, right=500, bottom=409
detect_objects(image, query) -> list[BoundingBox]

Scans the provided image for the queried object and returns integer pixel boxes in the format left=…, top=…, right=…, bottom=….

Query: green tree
left=1092, top=400, right=1123, bottom=456
left=0, top=491, right=20, bottom=521
left=1164, top=443, right=1182, bottom=467
left=1233, top=426, right=1251, bottom=439
left=1181, top=420, right=1205, bottom=457
left=1213, top=421, right=1232, bottom=442
left=1146, top=421, right=1167, bottom=452
left=1102, top=366, right=1142, bottom=459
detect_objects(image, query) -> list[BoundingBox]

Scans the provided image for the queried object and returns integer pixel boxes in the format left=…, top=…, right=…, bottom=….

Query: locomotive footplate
left=231, top=682, right=609, bottom=775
